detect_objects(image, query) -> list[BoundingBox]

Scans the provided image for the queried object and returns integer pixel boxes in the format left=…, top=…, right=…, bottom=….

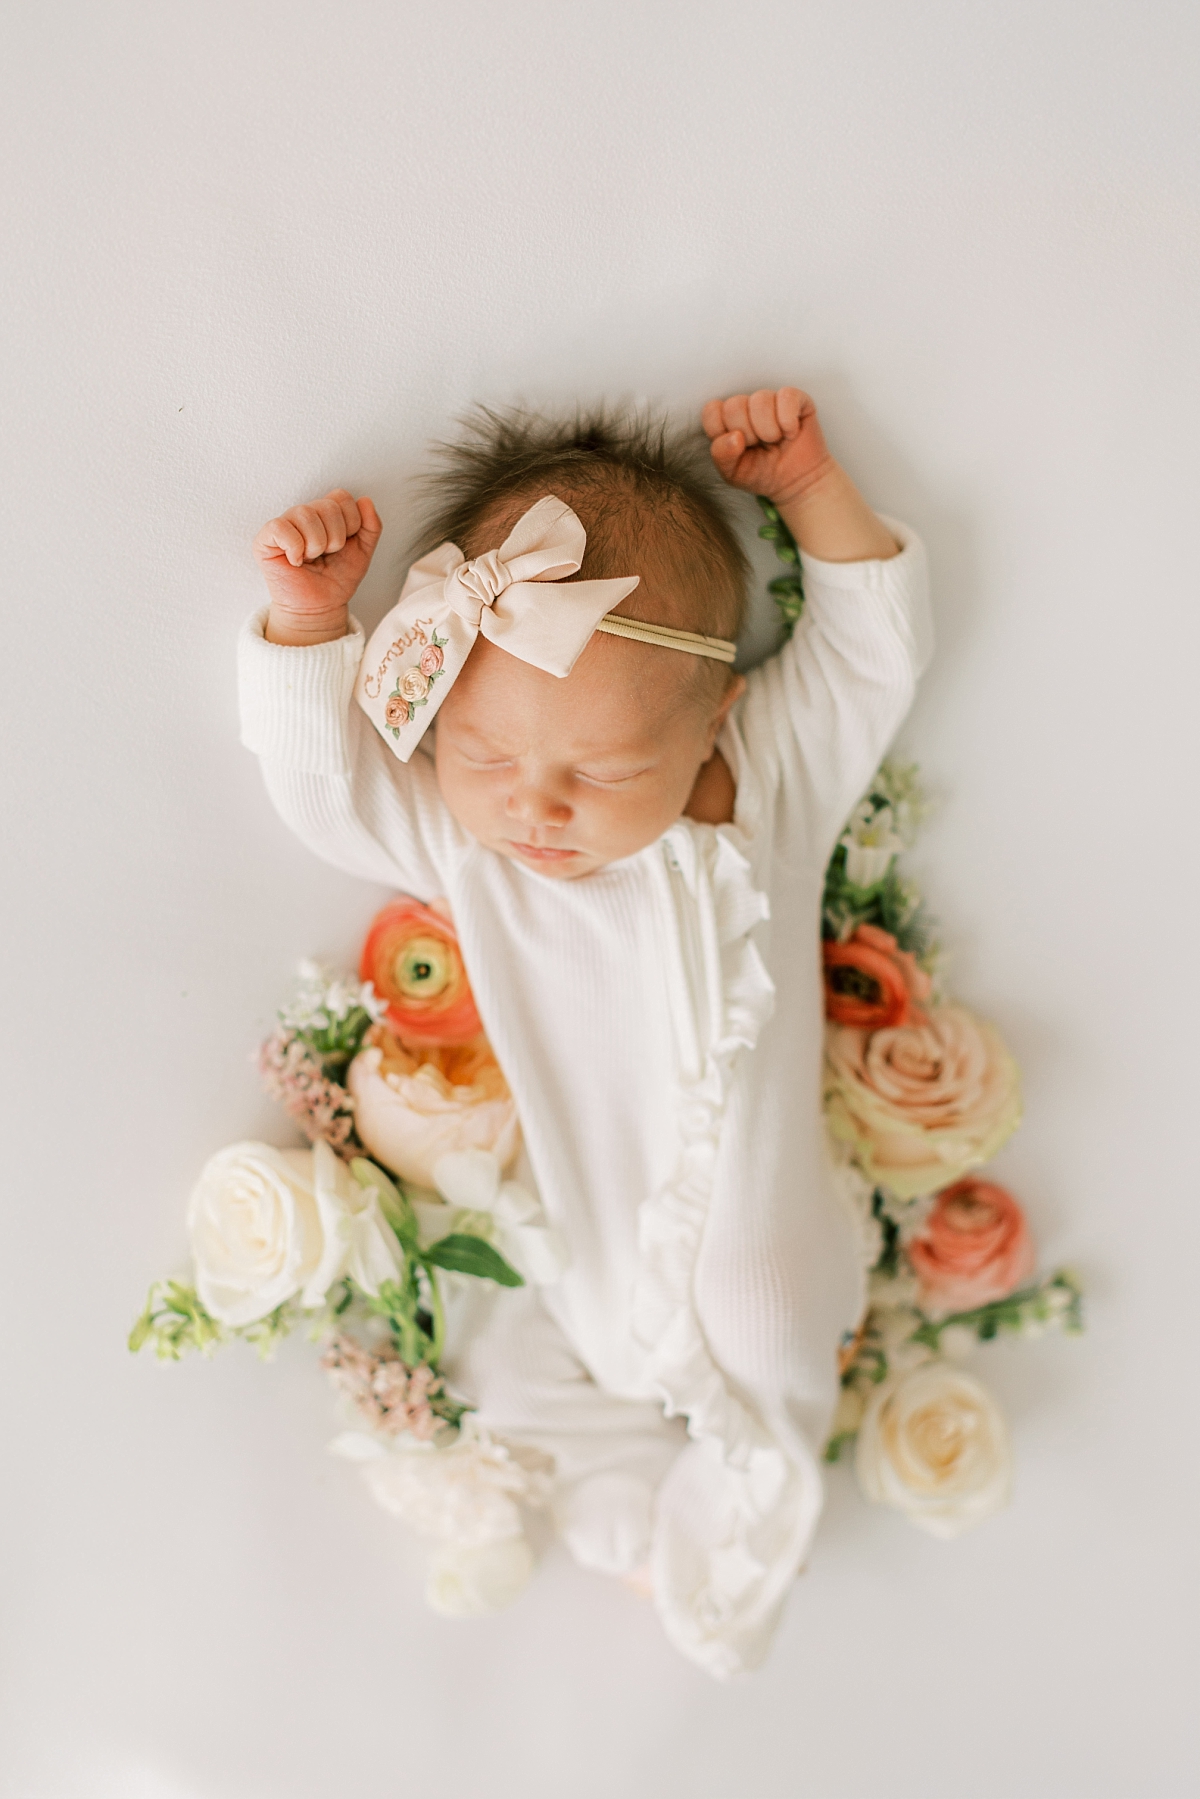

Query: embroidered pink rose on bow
left=355, top=495, right=640, bottom=761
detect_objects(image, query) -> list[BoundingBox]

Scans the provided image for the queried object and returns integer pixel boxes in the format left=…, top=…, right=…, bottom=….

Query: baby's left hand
left=702, top=387, right=834, bottom=508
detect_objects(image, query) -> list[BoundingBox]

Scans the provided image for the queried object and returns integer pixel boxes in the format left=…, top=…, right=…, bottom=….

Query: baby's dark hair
left=417, top=406, right=749, bottom=699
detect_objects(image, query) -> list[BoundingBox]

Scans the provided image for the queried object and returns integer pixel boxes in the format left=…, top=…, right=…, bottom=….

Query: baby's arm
left=253, top=489, right=382, bottom=645
left=702, top=388, right=897, bottom=563
left=702, top=387, right=931, bottom=857
left=242, top=490, right=451, bottom=895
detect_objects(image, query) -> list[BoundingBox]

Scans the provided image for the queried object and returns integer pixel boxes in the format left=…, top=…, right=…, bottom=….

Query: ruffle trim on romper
left=635, top=819, right=823, bottom=1679
left=634, top=822, right=776, bottom=1458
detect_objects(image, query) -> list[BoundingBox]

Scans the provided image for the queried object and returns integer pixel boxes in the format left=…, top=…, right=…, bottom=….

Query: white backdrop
left=3, top=3, right=1197, bottom=1795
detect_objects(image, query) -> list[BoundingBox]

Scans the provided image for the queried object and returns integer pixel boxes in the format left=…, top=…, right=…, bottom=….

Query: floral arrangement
left=759, top=499, right=1085, bottom=1537
left=130, top=906, right=564, bottom=1614
left=819, top=762, right=1082, bottom=1534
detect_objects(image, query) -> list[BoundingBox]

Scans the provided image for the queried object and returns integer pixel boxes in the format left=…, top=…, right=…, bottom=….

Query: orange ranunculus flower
left=822, top=923, right=932, bottom=1030
left=908, top=1177, right=1036, bottom=1317
left=360, top=898, right=482, bottom=1045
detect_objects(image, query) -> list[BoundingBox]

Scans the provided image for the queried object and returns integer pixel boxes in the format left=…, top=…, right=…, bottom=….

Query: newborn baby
left=241, top=387, right=931, bottom=1677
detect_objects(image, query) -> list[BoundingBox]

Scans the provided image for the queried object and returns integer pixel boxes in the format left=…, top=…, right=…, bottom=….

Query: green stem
left=424, top=1260, right=446, bottom=1365
left=399, top=1310, right=422, bottom=1368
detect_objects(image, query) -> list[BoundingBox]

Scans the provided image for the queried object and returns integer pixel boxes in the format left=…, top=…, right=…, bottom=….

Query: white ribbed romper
left=238, top=520, right=932, bottom=1678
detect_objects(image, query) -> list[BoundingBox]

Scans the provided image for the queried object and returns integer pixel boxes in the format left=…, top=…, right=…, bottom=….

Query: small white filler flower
left=840, top=801, right=906, bottom=888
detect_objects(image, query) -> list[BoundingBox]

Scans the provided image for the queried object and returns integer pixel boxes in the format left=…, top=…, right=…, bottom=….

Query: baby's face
left=434, top=634, right=734, bottom=879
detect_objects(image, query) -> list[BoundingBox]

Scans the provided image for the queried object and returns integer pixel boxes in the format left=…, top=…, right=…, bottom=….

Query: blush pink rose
left=419, top=643, right=444, bottom=676
left=825, top=1003, right=1022, bottom=1199
left=908, top=1177, right=1036, bottom=1316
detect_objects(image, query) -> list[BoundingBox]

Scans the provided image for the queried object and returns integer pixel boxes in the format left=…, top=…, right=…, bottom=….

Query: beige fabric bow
left=354, top=495, right=640, bottom=761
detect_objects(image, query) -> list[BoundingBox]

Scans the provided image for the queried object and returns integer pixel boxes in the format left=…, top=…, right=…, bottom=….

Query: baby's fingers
left=354, top=495, right=383, bottom=554
left=718, top=393, right=757, bottom=445
left=775, top=387, right=806, bottom=437
left=288, top=504, right=336, bottom=562
left=253, top=514, right=308, bottom=567
left=708, top=427, right=746, bottom=480
left=701, top=398, right=730, bottom=442
left=748, top=389, right=791, bottom=444
left=253, top=489, right=365, bottom=566
left=321, top=488, right=361, bottom=552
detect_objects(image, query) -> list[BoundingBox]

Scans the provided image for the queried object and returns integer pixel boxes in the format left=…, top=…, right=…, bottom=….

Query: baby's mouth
left=507, top=840, right=583, bottom=863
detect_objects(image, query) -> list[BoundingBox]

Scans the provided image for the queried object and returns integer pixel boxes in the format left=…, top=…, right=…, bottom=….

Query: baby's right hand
left=253, top=489, right=382, bottom=646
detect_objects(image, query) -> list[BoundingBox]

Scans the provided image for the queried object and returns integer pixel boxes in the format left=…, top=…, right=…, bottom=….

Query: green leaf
left=423, top=1234, right=525, bottom=1287
left=126, top=1280, right=226, bottom=1360
left=755, top=494, right=805, bottom=634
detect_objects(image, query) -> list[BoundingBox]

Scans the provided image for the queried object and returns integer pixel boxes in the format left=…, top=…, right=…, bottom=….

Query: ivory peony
left=361, top=1425, right=553, bottom=1548
left=855, top=1361, right=1012, bottom=1537
left=825, top=1003, right=1021, bottom=1200
left=187, top=1139, right=401, bottom=1327
left=909, top=1177, right=1036, bottom=1316
left=348, top=1025, right=520, bottom=1188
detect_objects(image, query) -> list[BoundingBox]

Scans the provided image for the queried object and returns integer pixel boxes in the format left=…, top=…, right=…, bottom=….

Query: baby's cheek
left=435, top=755, right=489, bottom=837
left=600, top=769, right=697, bottom=853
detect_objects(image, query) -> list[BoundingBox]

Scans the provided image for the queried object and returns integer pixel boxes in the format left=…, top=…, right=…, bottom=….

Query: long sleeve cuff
left=797, top=516, right=934, bottom=679
left=237, top=608, right=366, bottom=777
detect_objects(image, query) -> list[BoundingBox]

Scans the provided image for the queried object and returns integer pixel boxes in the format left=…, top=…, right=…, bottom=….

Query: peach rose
left=384, top=693, right=410, bottom=729
left=825, top=1003, right=1021, bottom=1200
left=823, top=923, right=931, bottom=1030
left=908, top=1177, right=1036, bottom=1316
left=419, top=643, right=444, bottom=676
left=347, top=1025, right=520, bottom=1188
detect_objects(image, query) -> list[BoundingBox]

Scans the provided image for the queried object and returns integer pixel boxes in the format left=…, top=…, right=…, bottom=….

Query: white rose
left=855, top=1361, right=1012, bottom=1537
left=188, top=1139, right=401, bottom=1327
left=425, top=1536, right=535, bottom=1616
left=312, top=1142, right=405, bottom=1300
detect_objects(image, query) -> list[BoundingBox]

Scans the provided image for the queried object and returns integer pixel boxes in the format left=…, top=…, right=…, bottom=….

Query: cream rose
left=825, top=1003, right=1021, bottom=1200
left=188, top=1139, right=401, bottom=1327
left=855, top=1361, right=1012, bottom=1537
left=425, top=1537, right=536, bottom=1616
left=347, top=1025, right=520, bottom=1188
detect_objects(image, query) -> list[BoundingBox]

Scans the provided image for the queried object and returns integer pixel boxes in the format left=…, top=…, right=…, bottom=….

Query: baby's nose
left=506, top=781, right=572, bottom=828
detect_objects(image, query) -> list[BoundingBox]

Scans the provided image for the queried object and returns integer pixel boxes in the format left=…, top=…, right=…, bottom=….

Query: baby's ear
left=713, top=672, right=746, bottom=731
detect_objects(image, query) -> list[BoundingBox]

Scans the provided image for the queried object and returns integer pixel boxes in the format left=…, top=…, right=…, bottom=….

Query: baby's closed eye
left=576, top=765, right=654, bottom=787
left=460, top=752, right=515, bottom=771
